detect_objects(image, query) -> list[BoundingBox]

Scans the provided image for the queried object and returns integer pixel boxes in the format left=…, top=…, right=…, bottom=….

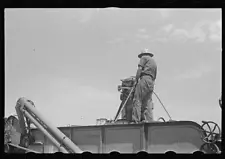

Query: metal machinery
left=114, top=76, right=222, bottom=153
left=4, top=97, right=83, bottom=153
left=4, top=76, right=222, bottom=153
left=117, top=76, right=136, bottom=122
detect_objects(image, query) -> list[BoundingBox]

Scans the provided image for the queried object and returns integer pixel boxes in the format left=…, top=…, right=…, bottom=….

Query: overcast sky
left=5, top=9, right=221, bottom=128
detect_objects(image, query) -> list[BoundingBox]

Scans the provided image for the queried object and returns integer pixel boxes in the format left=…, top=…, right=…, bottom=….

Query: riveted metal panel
left=71, top=127, right=101, bottom=153
left=59, top=127, right=72, bottom=139
left=147, top=125, right=204, bottom=153
left=104, top=126, right=142, bottom=153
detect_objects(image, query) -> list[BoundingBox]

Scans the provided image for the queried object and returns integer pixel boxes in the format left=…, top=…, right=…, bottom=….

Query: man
left=132, top=49, right=157, bottom=123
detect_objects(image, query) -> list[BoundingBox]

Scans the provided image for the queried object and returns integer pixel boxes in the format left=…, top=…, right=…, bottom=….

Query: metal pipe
left=22, top=109, right=68, bottom=153
left=17, top=97, right=83, bottom=153
left=8, top=143, right=41, bottom=153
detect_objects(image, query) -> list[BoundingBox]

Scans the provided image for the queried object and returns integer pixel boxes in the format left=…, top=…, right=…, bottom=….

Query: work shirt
left=138, top=55, right=157, bottom=81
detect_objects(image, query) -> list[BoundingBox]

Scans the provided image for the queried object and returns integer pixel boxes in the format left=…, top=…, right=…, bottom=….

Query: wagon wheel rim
left=200, top=143, right=220, bottom=154
left=201, top=121, right=221, bottom=143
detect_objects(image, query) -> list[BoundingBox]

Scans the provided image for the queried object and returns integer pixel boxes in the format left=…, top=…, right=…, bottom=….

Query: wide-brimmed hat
left=138, top=49, right=154, bottom=58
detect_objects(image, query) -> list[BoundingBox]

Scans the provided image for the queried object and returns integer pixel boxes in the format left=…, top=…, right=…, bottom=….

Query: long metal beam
left=22, top=109, right=68, bottom=153
left=17, top=97, right=83, bottom=153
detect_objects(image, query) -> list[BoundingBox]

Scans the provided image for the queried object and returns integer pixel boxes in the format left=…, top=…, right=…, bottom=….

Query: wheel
left=201, top=121, right=221, bottom=144
left=200, top=143, right=220, bottom=154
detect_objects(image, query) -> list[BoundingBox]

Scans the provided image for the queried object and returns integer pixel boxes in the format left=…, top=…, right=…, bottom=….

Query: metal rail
left=8, top=143, right=41, bottom=153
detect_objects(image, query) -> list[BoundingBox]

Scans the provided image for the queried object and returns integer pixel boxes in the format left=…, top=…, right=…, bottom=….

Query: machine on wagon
left=4, top=76, right=222, bottom=153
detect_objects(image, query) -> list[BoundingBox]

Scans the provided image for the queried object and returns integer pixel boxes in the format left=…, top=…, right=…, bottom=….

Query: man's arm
left=136, top=57, right=146, bottom=83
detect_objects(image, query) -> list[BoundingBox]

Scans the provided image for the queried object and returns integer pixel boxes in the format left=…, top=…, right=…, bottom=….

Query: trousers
left=121, top=98, right=133, bottom=121
left=132, top=75, right=154, bottom=122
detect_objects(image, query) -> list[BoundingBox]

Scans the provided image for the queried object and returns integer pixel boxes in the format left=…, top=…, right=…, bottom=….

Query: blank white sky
left=5, top=9, right=221, bottom=128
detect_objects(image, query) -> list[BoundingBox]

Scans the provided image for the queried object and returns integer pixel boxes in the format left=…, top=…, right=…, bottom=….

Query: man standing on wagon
left=132, top=49, right=157, bottom=123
